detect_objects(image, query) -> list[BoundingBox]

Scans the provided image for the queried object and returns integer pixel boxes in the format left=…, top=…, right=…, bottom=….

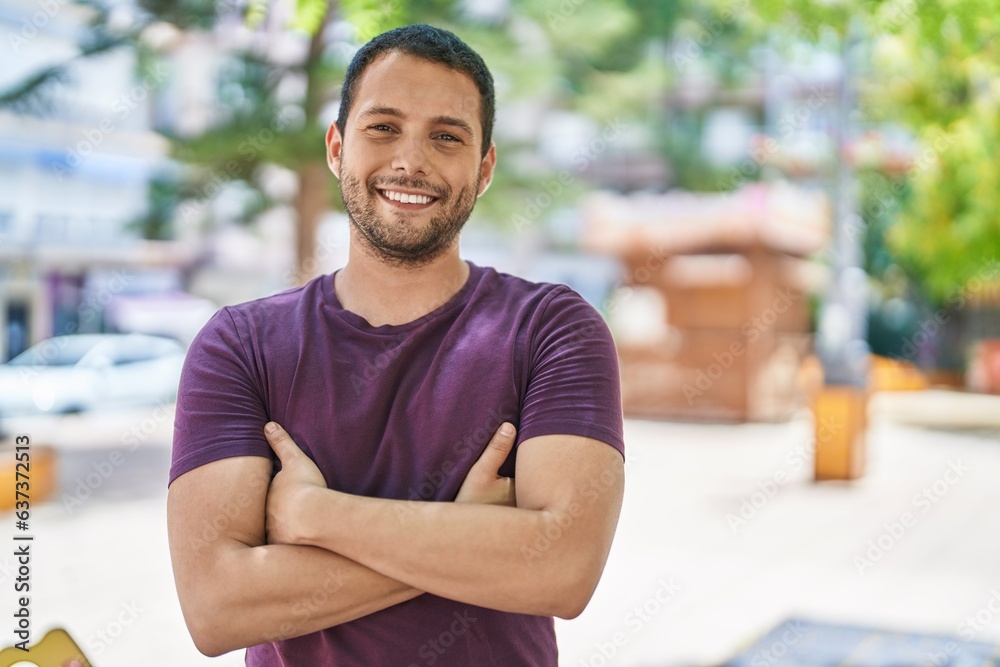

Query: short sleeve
left=517, top=287, right=625, bottom=458
left=168, top=307, right=273, bottom=485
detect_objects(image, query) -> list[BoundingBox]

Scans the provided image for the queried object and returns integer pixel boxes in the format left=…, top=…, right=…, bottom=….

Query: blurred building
left=0, top=1, right=175, bottom=360
left=0, top=1, right=254, bottom=360
left=583, top=182, right=830, bottom=422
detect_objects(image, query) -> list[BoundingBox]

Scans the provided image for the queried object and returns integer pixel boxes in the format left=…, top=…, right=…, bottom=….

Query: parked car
left=0, top=333, right=186, bottom=418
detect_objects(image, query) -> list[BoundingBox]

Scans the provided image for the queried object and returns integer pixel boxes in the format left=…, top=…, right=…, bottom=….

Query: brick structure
left=582, top=182, right=830, bottom=422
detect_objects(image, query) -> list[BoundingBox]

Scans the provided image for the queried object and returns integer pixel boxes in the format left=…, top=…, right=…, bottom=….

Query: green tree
left=751, top=0, right=1000, bottom=301
left=872, top=25, right=1000, bottom=300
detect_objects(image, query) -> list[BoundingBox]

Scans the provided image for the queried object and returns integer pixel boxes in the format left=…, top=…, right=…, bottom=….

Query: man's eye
left=370, top=124, right=393, bottom=132
left=437, top=133, right=460, bottom=142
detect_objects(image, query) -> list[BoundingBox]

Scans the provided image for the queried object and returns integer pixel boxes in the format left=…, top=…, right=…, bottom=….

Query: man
left=167, top=24, right=625, bottom=666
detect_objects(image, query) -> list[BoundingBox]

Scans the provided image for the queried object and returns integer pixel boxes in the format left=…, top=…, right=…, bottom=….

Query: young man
left=167, top=24, right=625, bottom=666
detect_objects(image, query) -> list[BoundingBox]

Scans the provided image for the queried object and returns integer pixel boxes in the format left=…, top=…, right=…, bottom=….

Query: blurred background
left=1, top=0, right=999, bottom=664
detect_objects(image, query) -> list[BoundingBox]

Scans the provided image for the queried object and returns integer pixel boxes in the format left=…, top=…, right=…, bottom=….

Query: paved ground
left=2, top=391, right=1000, bottom=666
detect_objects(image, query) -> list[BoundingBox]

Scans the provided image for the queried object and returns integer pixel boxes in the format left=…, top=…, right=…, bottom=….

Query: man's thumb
left=264, top=422, right=291, bottom=459
left=475, top=422, right=516, bottom=473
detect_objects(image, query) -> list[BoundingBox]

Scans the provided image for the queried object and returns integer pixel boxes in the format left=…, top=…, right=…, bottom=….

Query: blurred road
left=3, top=393, right=1000, bottom=666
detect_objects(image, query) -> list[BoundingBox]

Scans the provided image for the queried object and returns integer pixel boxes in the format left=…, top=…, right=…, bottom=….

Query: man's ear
left=326, top=122, right=343, bottom=179
left=477, top=142, right=497, bottom=197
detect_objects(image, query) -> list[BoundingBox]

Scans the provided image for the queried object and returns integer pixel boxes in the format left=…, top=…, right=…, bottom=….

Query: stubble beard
left=339, top=161, right=480, bottom=269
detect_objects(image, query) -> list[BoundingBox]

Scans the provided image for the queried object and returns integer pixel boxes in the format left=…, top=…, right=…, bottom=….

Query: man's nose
left=391, top=134, right=430, bottom=176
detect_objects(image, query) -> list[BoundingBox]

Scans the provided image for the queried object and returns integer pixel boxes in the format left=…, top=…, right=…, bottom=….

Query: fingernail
left=265, top=422, right=279, bottom=434
left=500, top=422, right=514, bottom=436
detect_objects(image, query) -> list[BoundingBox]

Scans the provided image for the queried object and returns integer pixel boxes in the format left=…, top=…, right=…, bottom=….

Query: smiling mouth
left=379, top=189, right=439, bottom=208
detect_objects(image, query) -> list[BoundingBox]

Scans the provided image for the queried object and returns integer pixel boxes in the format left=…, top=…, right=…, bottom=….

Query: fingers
left=472, top=422, right=517, bottom=475
left=264, top=421, right=300, bottom=462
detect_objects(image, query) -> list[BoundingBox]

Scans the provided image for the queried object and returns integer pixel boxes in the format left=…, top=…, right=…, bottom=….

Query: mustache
left=368, top=176, right=449, bottom=199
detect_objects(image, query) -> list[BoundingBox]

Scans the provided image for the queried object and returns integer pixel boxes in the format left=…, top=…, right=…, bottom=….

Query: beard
left=339, top=162, right=480, bottom=268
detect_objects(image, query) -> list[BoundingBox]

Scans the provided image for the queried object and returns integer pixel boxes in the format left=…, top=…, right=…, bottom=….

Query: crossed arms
left=167, top=420, right=624, bottom=657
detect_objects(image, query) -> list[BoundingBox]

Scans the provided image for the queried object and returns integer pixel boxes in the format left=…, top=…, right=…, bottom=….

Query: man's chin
left=368, top=245, right=452, bottom=268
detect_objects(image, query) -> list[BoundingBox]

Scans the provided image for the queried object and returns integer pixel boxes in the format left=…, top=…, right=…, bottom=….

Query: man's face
left=327, top=51, right=496, bottom=267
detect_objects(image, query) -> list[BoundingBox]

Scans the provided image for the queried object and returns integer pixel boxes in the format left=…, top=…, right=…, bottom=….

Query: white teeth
left=382, top=190, right=433, bottom=204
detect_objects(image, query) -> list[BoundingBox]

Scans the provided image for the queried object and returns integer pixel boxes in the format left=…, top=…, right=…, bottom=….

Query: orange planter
left=813, top=386, right=868, bottom=481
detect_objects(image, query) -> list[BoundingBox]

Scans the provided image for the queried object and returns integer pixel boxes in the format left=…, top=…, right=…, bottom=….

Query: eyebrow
left=431, top=115, right=475, bottom=138
left=358, top=105, right=405, bottom=121
left=357, top=106, right=476, bottom=138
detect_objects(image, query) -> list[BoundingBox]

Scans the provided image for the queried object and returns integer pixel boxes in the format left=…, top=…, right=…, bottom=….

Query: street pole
left=813, top=19, right=871, bottom=480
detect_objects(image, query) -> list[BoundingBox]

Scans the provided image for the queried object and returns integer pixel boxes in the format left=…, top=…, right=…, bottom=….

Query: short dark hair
left=336, top=24, right=495, bottom=158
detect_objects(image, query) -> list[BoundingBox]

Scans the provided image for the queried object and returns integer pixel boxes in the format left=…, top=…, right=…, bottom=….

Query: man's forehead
left=352, top=52, right=481, bottom=124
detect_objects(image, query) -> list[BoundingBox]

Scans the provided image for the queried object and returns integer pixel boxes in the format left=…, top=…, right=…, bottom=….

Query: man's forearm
left=295, top=490, right=585, bottom=618
left=259, top=422, right=619, bottom=621
left=183, top=541, right=421, bottom=656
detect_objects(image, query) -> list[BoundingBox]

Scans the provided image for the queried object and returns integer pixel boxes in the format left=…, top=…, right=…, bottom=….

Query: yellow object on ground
left=814, top=385, right=868, bottom=481
left=869, top=355, right=930, bottom=392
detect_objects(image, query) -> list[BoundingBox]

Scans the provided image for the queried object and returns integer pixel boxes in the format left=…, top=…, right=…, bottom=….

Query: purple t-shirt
left=170, top=261, right=625, bottom=667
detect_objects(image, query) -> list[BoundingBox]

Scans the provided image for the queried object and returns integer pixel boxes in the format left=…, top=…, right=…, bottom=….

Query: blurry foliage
left=857, top=171, right=907, bottom=282
left=341, top=0, right=411, bottom=39
left=658, top=112, right=713, bottom=191
left=651, top=2, right=767, bottom=193
left=128, top=175, right=183, bottom=241
left=752, top=0, right=1000, bottom=302
left=137, top=0, right=220, bottom=30
left=871, top=27, right=1000, bottom=302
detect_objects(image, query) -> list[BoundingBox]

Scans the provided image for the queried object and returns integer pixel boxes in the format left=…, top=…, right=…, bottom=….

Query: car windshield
left=6, top=336, right=106, bottom=367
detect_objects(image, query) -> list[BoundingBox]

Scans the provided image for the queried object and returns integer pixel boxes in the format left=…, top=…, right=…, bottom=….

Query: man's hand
left=264, top=421, right=327, bottom=545
left=263, top=420, right=516, bottom=546
left=455, top=422, right=517, bottom=507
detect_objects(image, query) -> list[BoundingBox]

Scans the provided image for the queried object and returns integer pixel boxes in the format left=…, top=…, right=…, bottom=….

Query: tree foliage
left=752, top=0, right=1000, bottom=301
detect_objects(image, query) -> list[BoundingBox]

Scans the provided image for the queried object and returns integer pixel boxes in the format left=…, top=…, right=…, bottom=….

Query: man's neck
left=334, top=241, right=470, bottom=328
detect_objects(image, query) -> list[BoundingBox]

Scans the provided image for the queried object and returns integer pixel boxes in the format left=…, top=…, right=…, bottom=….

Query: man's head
left=336, top=24, right=495, bottom=159
left=327, top=25, right=498, bottom=267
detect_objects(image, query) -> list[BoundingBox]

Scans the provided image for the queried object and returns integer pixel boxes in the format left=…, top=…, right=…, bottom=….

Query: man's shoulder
left=234, top=274, right=324, bottom=311
left=219, top=275, right=325, bottom=323
left=477, top=264, right=604, bottom=328
left=476, top=263, right=580, bottom=307
left=195, top=275, right=326, bottom=349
